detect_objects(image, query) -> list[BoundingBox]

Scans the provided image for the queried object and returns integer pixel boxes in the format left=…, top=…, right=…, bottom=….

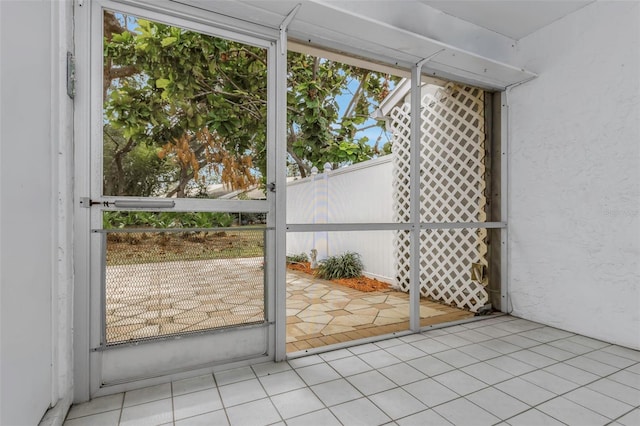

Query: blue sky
left=334, top=76, right=394, bottom=150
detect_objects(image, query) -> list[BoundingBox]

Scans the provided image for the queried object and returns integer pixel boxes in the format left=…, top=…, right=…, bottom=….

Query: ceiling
left=420, top=0, right=594, bottom=40
left=174, top=1, right=595, bottom=89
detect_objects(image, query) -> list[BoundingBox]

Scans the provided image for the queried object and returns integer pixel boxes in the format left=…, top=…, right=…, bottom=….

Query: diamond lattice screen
left=391, top=83, right=489, bottom=312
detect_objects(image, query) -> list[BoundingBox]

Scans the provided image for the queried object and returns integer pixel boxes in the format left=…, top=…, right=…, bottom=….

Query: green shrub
left=286, top=253, right=309, bottom=263
left=315, top=251, right=363, bottom=279
left=102, top=211, right=234, bottom=229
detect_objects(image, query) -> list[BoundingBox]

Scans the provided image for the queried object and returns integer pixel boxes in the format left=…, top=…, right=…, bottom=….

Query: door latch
left=79, top=197, right=101, bottom=208
left=266, top=182, right=276, bottom=193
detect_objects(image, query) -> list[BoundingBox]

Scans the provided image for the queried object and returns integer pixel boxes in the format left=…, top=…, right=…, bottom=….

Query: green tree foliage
left=103, top=12, right=396, bottom=197
left=287, top=53, right=394, bottom=174
left=103, top=125, right=174, bottom=196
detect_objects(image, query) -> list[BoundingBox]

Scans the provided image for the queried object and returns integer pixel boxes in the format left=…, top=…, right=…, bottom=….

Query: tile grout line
left=209, top=371, right=233, bottom=426
left=117, top=391, right=124, bottom=426
left=288, top=351, right=418, bottom=424
left=414, top=324, right=635, bottom=383
left=285, top=355, right=353, bottom=423
left=170, top=381, right=175, bottom=425
left=498, top=358, right=639, bottom=425
left=389, top=327, right=635, bottom=424
left=608, top=405, right=640, bottom=426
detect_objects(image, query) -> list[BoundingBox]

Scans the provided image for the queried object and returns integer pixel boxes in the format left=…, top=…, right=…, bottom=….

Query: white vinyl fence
left=286, top=156, right=395, bottom=283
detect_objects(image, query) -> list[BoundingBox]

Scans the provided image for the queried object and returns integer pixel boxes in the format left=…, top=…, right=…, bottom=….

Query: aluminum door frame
left=73, top=0, right=285, bottom=400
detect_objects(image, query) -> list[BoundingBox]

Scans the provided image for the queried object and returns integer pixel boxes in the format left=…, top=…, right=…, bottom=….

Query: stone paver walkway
left=106, top=258, right=265, bottom=344
left=105, top=259, right=472, bottom=350
left=285, top=271, right=473, bottom=352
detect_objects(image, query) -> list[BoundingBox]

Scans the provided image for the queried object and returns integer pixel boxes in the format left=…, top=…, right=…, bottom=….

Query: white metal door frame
left=72, top=0, right=512, bottom=401
left=73, top=0, right=286, bottom=400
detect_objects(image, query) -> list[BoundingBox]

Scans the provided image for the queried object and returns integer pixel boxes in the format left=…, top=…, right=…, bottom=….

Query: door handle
left=113, top=200, right=175, bottom=209
left=80, top=198, right=175, bottom=209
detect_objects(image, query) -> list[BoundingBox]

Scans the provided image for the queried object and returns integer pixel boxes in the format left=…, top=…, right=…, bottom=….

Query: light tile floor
left=64, top=315, right=640, bottom=426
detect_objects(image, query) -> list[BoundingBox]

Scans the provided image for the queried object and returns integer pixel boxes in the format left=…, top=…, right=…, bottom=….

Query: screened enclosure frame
left=72, top=0, right=516, bottom=401
left=73, top=0, right=289, bottom=400
left=284, top=56, right=510, bottom=357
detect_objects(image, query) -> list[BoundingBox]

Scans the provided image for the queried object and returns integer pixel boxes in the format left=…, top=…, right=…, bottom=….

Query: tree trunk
left=113, top=138, right=135, bottom=195
left=176, top=167, right=190, bottom=198
left=287, top=130, right=309, bottom=178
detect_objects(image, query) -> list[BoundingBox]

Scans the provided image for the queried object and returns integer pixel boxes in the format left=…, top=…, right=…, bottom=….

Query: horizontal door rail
left=92, top=321, right=272, bottom=352
left=420, top=222, right=506, bottom=230
left=286, top=222, right=506, bottom=232
left=92, top=226, right=274, bottom=234
left=287, top=223, right=412, bottom=232
left=113, top=199, right=175, bottom=209
left=95, top=197, right=270, bottom=213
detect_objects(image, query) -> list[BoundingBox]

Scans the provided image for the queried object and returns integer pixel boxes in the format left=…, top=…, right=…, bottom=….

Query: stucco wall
left=1, top=1, right=54, bottom=424
left=0, top=1, right=74, bottom=424
left=508, top=1, right=640, bottom=349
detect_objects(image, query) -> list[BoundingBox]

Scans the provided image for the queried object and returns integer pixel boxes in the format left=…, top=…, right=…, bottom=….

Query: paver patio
left=105, top=258, right=473, bottom=350
left=285, top=270, right=473, bottom=352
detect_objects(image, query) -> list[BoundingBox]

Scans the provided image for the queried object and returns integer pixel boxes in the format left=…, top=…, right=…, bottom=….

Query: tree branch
left=312, top=57, right=320, bottom=81
left=104, top=12, right=127, bottom=41
left=287, top=127, right=310, bottom=178
left=110, top=65, right=139, bottom=80
left=103, top=128, right=121, bottom=149
left=227, top=48, right=267, bottom=66
left=342, top=72, right=369, bottom=121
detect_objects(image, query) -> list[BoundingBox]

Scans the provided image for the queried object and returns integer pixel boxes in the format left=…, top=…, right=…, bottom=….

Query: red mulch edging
left=286, top=262, right=390, bottom=292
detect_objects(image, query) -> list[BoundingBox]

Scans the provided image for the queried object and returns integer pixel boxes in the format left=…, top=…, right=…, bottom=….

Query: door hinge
left=67, top=51, right=76, bottom=99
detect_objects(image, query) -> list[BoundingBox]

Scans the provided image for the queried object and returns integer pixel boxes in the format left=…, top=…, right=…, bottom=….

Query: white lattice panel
left=391, top=103, right=412, bottom=287
left=391, top=83, right=489, bottom=312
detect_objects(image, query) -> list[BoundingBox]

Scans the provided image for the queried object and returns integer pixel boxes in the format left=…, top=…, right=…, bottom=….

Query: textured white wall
left=508, top=1, right=640, bottom=349
left=1, top=1, right=54, bottom=424
left=50, top=0, right=75, bottom=422
left=286, top=157, right=395, bottom=281
left=1, top=1, right=74, bottom=424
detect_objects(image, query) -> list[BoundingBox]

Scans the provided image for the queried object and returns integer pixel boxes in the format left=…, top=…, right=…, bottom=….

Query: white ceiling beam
left=172, top=0, right=537, bottom=89
left=284, top=1, right=537, bottom=89
left=324, top=0, right=517, bottom=63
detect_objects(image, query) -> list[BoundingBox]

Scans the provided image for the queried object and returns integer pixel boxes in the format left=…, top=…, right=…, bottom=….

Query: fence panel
left=286, top=157, right=394, bottom=282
